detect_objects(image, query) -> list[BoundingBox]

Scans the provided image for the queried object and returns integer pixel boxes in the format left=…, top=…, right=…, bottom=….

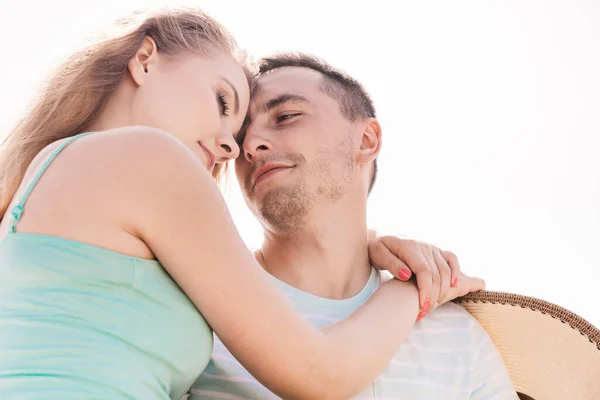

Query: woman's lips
left=198, top=142, right=215, bottom=171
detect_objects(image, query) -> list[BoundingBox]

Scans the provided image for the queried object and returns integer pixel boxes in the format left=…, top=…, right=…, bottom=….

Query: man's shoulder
left=436, top=301, right=473, bottom=318
left=417, top=301, right=496, bottom=357
left=425, top=301, right=474, bottom=325
left=436, top=301, right=490, bottom=335
left=412, top=302, right=481, bottom=345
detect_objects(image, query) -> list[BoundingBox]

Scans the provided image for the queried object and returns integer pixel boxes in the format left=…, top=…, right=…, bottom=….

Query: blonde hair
left=0, top=7, right=253, bottom=220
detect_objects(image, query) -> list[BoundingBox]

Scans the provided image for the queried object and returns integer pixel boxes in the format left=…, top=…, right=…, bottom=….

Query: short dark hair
left=257, top=53, right=378, bottom=194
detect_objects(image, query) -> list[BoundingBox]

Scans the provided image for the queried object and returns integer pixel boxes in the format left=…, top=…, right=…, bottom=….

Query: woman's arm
left=127, top=129, right=419, bottom=399
left=92, top=128, right=476, bottom=399
left=367, top=232, right=484, bottom=317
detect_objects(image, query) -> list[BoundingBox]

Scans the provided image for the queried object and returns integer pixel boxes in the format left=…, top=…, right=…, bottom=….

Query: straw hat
left=454, top=291, right=600, bottom=400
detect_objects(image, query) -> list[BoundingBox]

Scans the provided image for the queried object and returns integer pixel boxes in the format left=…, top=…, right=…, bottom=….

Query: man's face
left=234, top=67, right=359, bottom=232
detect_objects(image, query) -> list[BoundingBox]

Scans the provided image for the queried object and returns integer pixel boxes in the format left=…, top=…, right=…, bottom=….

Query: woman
left=0, top=7, right=483, bottom=399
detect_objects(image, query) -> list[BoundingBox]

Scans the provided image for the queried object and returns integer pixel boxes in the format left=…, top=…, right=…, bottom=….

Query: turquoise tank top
left=0, top=132, right=214, bottom=399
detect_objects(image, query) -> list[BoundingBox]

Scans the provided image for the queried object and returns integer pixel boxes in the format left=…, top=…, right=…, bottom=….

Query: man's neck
left=258, top=198, right=371, bottom=299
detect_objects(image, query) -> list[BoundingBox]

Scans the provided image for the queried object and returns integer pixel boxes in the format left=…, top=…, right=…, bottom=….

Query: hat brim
left=453, top=291, right=600, bottom=400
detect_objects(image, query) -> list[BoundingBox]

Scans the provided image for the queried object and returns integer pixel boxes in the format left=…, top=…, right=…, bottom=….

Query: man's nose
left=243, top=127, right=272, bottom=162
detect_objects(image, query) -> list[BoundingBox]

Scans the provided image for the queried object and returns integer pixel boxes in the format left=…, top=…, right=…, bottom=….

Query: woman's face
left=129, top=39, right=250, bottom=173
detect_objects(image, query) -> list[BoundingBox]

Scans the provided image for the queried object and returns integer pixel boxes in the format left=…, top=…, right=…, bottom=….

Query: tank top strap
left=9, top=132, right=95, bottom=233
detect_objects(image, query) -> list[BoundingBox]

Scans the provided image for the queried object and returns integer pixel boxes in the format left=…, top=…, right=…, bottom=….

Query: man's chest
left=351, top=356, right=473, bottom=400
left=349, top=329, right=475, bottom=400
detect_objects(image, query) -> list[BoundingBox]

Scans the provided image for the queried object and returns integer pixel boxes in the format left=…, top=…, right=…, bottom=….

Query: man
left=189, top=53, right=516, bottom=399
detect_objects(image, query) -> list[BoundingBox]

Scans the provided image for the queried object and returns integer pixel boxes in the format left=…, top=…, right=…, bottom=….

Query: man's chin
left=250, top=179, right=291, bottom=201
left=254, top=185, right=310, bottom=233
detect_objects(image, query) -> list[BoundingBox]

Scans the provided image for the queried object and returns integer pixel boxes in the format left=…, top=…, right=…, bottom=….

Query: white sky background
left=0, top=1, right=598, bottom=326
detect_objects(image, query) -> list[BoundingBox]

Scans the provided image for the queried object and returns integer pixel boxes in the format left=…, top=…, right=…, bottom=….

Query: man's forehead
left=251, top=67, right=323, bottom=102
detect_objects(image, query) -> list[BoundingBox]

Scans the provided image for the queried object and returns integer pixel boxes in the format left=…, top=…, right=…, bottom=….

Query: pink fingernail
left=452, top=277, right=459, bottom=287
left=422, top=298, right=430, bottom=313
left=416, top=311, right=427, bottom=322
left=398, top=268, right=411, bottom=280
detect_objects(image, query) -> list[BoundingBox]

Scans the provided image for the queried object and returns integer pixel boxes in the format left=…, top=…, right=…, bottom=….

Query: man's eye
left=276, top=113, right=300, bottom=123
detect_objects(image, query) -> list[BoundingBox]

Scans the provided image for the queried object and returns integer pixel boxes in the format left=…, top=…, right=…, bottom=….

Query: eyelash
left=276, top=113, right=300, bottom=123
left=234, top=113, right=299, bottom=146
left=218, top=94, right=229, bottom=117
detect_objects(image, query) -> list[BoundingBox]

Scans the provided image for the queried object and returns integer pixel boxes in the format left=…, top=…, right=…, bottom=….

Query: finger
left=395, top=247, right=432, bottom=311
left=464, top=274, right=486, bottom=293
left=441, top=250, right=460, bottom=288
left=379, top=236, right=432, bottom=280
left=420, top=245, right=439, bottom=312
left=433, top=249, right=451, bottom=306
left=368, top=239, right=412, bottom=281
left=367, top=229, right=378, bottom=244
left=380, top=236, right=432, bottom=309
left=453, top=273, right=486, bottom=299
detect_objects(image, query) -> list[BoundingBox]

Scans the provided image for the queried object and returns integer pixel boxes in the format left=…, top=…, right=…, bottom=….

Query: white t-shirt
left=188, top=269, right=517, bottom=399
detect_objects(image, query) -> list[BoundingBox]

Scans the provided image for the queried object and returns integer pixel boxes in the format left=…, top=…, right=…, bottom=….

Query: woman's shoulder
left=45, top=126, right=206, bottom=186
left=27, top=126, right=183, bottom=173
left=67, top=126, right=187, bottom=159
left=8, top=126, right=217, bottom=255
left=23, top=126, right=214, bottom=219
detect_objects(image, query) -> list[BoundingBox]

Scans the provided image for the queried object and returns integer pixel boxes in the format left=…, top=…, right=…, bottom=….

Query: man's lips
left=251, top=164, right=293, bottom=188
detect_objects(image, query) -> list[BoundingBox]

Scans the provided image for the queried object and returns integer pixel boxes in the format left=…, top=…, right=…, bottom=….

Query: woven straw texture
left=454, top=291, right=600, bottom=399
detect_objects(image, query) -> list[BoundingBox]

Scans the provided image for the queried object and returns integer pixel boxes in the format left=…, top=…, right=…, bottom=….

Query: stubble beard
left=255, top=142, right=354, bottom=234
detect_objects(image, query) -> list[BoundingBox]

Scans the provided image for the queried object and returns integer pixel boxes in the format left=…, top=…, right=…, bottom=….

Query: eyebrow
left=222, top=77, right=240, bottom=115
left=256, top=93, right=311, bottom=115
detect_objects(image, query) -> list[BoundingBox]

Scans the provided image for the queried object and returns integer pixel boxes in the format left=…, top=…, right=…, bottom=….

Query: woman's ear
left=127, top=36, right=158, bottom=87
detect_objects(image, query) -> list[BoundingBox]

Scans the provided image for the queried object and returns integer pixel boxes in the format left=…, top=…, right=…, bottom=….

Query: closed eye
left=218, top=94, right=230, bottom=117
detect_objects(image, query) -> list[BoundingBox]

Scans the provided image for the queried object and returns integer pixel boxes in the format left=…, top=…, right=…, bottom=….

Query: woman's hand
left=367, top=232, right=486, bottom=320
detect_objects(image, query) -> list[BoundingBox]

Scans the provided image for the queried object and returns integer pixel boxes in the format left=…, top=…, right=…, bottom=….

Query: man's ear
left=127, top=36, right=159, bottom=87
left=357, top=118, right=382, bottom=165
